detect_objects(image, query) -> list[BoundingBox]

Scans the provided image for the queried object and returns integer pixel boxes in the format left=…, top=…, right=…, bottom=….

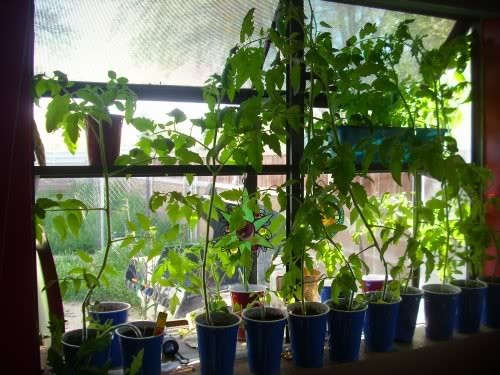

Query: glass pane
left=312, top=173, right=414, bottom=293
left=310, top=1, right=455, bottom=79
left=35, top=99, right=285, bottom=166
left=35, top=0, right=279, bottom=86
left=36, top=175, right=252, bottom=330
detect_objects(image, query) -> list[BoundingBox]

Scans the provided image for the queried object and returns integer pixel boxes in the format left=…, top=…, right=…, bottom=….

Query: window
left=34, top=0, right=473, bottom=333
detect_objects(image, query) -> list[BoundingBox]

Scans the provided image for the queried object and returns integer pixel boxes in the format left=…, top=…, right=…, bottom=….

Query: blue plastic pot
left=335, top=126, right=446, bottom=163
left=195, top=312, right=241, bottom=375
left=61, top=329, right=111, bottom=373
left=90, top=301, right=130, bottom=367
left=363, top=293, right=401, bottom=352
left=325, top=300, right=367, bottom=362
left=320, top=285, right=332, bottom=303
left=451, top=279, right=487, bottom=334
left=242, top=307, right=287, bottom=375
left=116, top=321, right=165, bottom=375
left=422, top=284, right=461, bottom=340
left=479, top=277, right=500, bottom=328
left=287, top=302, right=329, bottom=368
left=395, top=286, right=423, bottom=342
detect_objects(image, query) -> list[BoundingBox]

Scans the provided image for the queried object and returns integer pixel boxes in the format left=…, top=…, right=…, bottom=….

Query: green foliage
left=33, top=71, right=137, bottom=154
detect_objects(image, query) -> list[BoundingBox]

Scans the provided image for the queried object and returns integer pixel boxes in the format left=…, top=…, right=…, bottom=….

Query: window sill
left=41, top=325, right=500, bottom=374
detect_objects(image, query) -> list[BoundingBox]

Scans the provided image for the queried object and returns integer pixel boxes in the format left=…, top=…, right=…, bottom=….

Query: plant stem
left=201, top=173, right=216, bottom=326
left=82, top=118, right=113, bottom=340
left=349, top=188, right=389, bottom=301
left=406, top=173, right=421, bottom=293
left=321, top=223, right=356, bottom=310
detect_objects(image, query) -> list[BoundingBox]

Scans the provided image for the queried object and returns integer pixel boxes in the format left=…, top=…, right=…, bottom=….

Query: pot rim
left=478, top=276, right=500, bottom=285
left=229, top=284, right=267, bottom=294
left=242, top=307, right=288, bottom=323
left=325, top=299, right=368, bottom=313
left=194, top=312, right=242, bottom=329
left=115, top=320, right=164, bottom=340
left=450, top=279, right=488, bottom=289
left=286, top=301, right=330, bottom=318
left=62, top=328, right=104, bottom=349
left=89, top=301, right=131, bottom=314
left=422, top=283, right=461, bottom=295
left=399, top=286, right=424, bottom=296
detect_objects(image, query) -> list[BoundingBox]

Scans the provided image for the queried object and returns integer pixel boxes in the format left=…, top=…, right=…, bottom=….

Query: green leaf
left=120, top=236, right=135, bottom=248
left=65, top=112, right=81, bottom=145
left=176, top=149, right=203, bottom=165
left=72, top=278, right=81, bottom=293
left=372, top=77, right=397, bottom=92
left=164, top=224, right=180, bottom=241
left=148, top=242, right=164, bottom=261
left=129, top=239, right=146, bottom=258
left=76, top=87, right=103, bottom=106
left=167, top=108, right=187, bottom=123
left=247, top=136, right=263, bottom=172
left=83, top=273, right=100, bottom=289
left=346, top=35, right=357, bottom=47
left=46, top=95, right=70, bottom=132
left=359, top=22, right=377, bottom=38
left=52, top=215, right=67, bottom=241
left=136, top=213, right=151, bottom=231
left=66, top=212, right=82, bottom=237
left=240, top=8, right=256, bottom=43
left=262, top=133, right=282, bottom=156
left=262, top=195, right=273, bottom=212
left=229, top=209, right=247, bottom=231
left=320, top=21, right=332, bottom=28
left=108, top=70, right=117, bottom=79
left=131, top=117, right=155, bottom=132
left=169, top=293, right=180, bottom=315
left=77, top=250, right=93, bottom=263
left=220, top=189, right=242, bottom=202
left=185, top=174, right=194, bottom=186
left=128, top=348, right=144, bottom=375
left=117, top=76, right=129, bottom=85
left=351, top=182, right=368, bottom=208
left=277, top=188, right=287, bottom=212
left=390, top=157, right=402, bottom=186
left=362, top=145, right=376, bottom=175
left=149, top=192, right=167, bottom=212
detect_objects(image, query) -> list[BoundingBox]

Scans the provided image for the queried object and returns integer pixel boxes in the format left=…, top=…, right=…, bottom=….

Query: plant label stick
left=154, top=312, right=168, bottom=335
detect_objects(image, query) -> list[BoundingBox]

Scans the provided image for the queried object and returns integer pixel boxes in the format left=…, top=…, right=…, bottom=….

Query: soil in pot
left=196, top=312, right=240, bottom=326
left=244, top=307, right=286, bottom=321
left=289, top=303, right=327, bottom=316
left=62, top=329, right=111, bottom=370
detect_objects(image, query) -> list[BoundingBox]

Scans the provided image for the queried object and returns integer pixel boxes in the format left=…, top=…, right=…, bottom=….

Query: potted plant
left=329, top=20, right=449, bottom=166
left=33, top=71, right=162, bottom=373
left=33, top=70, right=136, bottom=166
left=215, top=188, right=273, bottom=341
left=404, top=30, right=471, bottom=341
left=315, top=235, right=368, bottom=362
left=449, top=162, right=491, bottom=333
left=241, top=305, right=286, bottom=375
left=479, top=223, right=500, bottom=328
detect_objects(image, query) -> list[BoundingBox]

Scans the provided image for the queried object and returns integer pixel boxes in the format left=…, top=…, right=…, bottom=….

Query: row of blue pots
left=62, top=277, right=499, bottom=374
left=62, top=302, right=165, bottom=375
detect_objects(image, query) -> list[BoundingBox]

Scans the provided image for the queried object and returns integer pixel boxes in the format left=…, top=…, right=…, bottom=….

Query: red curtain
left=0, top=0, right=40, bottom=372
left=483, top=18, right=500, bottom=277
